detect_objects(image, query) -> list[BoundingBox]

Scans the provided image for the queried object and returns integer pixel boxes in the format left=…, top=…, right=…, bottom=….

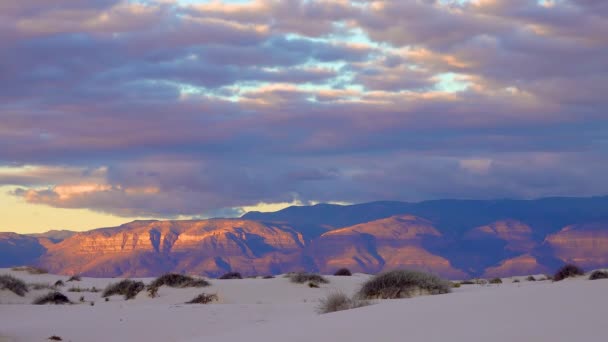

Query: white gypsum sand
left=1, top=268, right=607, bottom=342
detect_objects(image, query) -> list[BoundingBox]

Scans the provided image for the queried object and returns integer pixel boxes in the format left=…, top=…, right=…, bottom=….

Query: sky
left=1, top=0, right=607, bottom=233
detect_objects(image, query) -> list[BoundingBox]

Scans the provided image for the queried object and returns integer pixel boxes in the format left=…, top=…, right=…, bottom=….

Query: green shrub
left=489, top=278, right=502, bottom=284
left=317, top=292, right=371, bottom=314
left=553, top=264, right=584, bottom=282
left=185, top=293, right=218, bottom=304
left=0, top=274, right=29, bottom=296
left=451, top=282, right=461, bottom=288
left=219, top=272, right=242, bottom=280
left=288, top=272, right=329, bottom=285
left=32, top=291, right=70, bottom=305
left=357, top=270, right=451, bottom=300
left=333, top=268, right=352, bottom=276
left=589, top=270, right=608, bottom=280
left=102, top=279, right=145, bottom=300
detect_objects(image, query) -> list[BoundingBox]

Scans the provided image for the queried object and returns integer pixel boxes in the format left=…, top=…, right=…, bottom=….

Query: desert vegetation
left=185, top=293, right=218, bottom=304
left=0, top=274, right=29, bottom=296
left=67, top=275, right=81, bottom=282
left=102, top=280, right=145, bottom=300
left=11, top=266, right=48, bottom=274
left=147, top=273, right=210, bottom=297
left=54, top=280, right=65, bottom=287
left=489, top=278, right=503, bottom=284
left=288, top=272, right=329, bottom=285
left=589, top=270, right=608, bottom=280
left=553, top=264, right=584, bottom=282
left=219, top=272, right=243, bottom=279
left=333, top=268, right=352, bottom=276
left=317, top=291, right=371, bottom=314
left=32, top=291, right=70, bottom=305
left=29, top=283, right=55, bottom=291
left=357, top=270, right=451, bottom=300
left=526, top=276, right=536, bottom=281
left=68, top=286, right=99, bottom=293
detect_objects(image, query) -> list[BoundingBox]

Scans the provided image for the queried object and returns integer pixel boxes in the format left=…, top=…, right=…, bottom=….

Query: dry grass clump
left=288, top=272, right=329, bottom=285
left=317, top=292, right=372, bottom=314
left=147, top=273, right=210, bottom=297
left=553, top=264, right=584, bottom=282
left=489, top=278, right=503, bottom=284
left=185, top=293, right=218, bottom=304
left=68, top=286, right=99, bottom=293
left=526, top=275, right=536, bottom=282
left=219, top=272, right=243, bottom=280
left=67, top=275, right=81, bottom=282
left=262, top=275, right=275, bottom=279
left=357, top=270, right=451, bottom=300
left=589, top=270, right=608, bottom=280
left=460, top=280, right=475, bottom=285
left=29, top=283, right=54, bottom=291
left=513, top=279, right=520, bottom=283
left=451, top=282, right=461, bottom=288
left=48, top=336, right=63, bottom=341
left=11, top=266, right=48, bottom=274
left=333, top=268, right=352, bottom=276
left=0, top=274, right=29, bottom=296
left=102, top=280, right=145, bottom=300
left=32, top=291, right=70, bottom=305
left=54, top=280, right=65, bottom=287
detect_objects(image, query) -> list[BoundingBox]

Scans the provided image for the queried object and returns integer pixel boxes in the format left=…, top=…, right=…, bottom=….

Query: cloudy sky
left=1, top=0, right=607, bottom=233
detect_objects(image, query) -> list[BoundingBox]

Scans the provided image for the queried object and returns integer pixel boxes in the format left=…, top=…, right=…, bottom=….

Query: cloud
left=1, top=0, right=607, bottom=218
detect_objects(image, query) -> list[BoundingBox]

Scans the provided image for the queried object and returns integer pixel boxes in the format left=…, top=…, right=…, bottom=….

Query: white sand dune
left=1, top=268, right=606, bottom=342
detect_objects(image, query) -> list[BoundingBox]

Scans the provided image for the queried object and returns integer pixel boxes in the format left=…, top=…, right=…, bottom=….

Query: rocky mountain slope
left=2, top=196, right=608, bottom=278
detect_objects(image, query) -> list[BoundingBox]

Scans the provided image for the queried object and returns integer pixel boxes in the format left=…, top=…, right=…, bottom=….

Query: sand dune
left=1, top=268, right=606, bottom=341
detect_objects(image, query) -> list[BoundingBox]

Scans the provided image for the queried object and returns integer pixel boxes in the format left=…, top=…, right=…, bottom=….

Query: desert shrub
left=527, top=276, right=536, bottom=282
left=102, top=279, right=145, bottom=300
left=334, top=268, right=352, bottom=276
left=513, top=279, right=520, bottom=283
left=460, top=280, right=475, bottom=285
left=288, top=272, right=329, bottom=285
left=79, top=296, right=85, bottom=302
left=0, top=274, right=29, bottom=296
left=489, top=278, right=503, bottom=284
left=219, top=272, right=242, bottom=280
left=105, top=297, right=109, bottom=302
left=32, top=291, right=70, bottom=305
left=29, top=283, right=54, bottom=291
left=553, top=264, right=584, bottom=282
left=317, top=292, right=371, bottom=314
left=308, top=282, right=320, bottom=288
left=67, top=275, right=81, bottom=282
left=147, top=273, right=210, bottom=297
left=451, top=282, right=461, bottom=288
left=54, top=280, right=65, bottom=287
left=262, top=275, right=275, bottom=279
left=357, top=270, right=451, bottom=300
left=185, top=293, right=218, bottom=304
left=589, top=270, right=608, bottom=280
left=48, top=336, right=63, bottom=341
left=11, top=266, right=48, bottom=274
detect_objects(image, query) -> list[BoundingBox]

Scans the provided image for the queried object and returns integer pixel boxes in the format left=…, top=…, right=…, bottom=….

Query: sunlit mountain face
left=1, top=1, right=607, bottom=233
left=2, top=197, right=608, bottom=278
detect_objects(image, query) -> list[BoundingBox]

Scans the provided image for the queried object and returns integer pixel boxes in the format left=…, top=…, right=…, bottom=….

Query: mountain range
left=2, top=196, right=608, bottom=279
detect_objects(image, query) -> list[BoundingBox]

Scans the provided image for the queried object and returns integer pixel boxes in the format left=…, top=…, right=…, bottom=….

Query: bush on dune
left=147, top=273, right=210, bottom=297
left=357, top=270, right=451, bottom=300
left=589, top=270, right=608, bottom=280
left=288, top=272, right=329, bottom=285
left=219, top=272, right=243, bottom=280
left=527, top=276, right=536, bottom=282
left=553, top=264, right=584, bottom=282
left=333, top=268, right=352, bottom=276
left=317, top=292, right=371, bottom=314
left=185, top=293, right=218, bottom=304
left=0, top=274, right=29, bottom=296
left=489, top=278, right=503, bottom=284
left=32, top=291, right=70, bottom=305
left=11, top=266, right=48, bottom=274
left=102, top=280, right=145, bottom=300
left=67, top=275, right=81, bottom=282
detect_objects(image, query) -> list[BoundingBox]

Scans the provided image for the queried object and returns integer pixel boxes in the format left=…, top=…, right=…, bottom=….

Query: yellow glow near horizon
left=0, top=185, right=143, bottom=234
